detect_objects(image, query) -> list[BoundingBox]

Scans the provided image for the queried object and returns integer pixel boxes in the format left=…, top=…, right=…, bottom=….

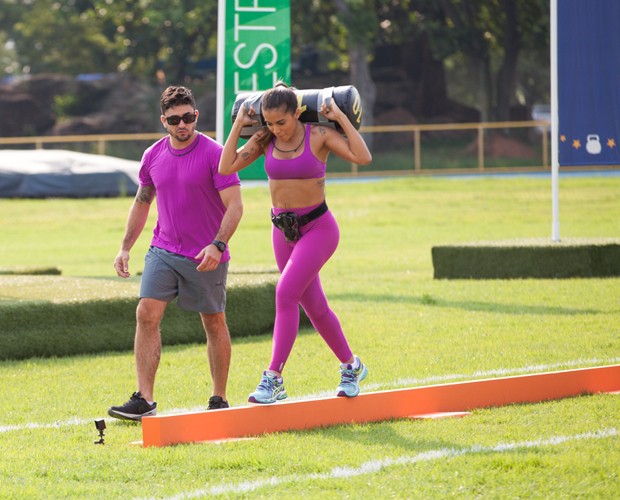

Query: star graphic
left=560, top=134, right=567, bottom=142
left=607, top=138, right=616, bottom=148
left=572, top=139, right=581, bottom=149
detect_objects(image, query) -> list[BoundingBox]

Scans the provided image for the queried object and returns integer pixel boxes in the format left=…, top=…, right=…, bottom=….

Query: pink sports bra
left=264, top=124, right=326, bottom=180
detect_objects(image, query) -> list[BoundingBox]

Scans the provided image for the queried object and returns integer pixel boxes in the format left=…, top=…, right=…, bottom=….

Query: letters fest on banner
left=558, top=0, right=620, bottom=166
left=217, top=2, right=291, bottom=180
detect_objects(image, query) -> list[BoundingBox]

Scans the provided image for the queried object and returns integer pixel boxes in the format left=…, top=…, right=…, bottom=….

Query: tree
left=334, top=0, right=377, bottom=132
left=3, top=0, right=219, bottom=82
left=290, top=1, right=378, bottom=135
left=431, top=0, right=549, bottom=121
left=10, top=0, right=117, bottom=75
left=90, top=0, right=218, bottom=83
left=1, top=0, right=550, bottom=126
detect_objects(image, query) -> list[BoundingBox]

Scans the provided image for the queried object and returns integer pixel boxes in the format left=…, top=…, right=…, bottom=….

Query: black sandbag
left=231, top=85, right=363, bottom=139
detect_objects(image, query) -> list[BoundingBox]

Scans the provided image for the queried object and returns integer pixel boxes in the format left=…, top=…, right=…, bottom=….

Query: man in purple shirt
left=108, top=86, right=243, bottom=420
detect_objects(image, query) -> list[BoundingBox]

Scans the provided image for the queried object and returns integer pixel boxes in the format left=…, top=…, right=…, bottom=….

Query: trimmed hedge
left=0, top=272, right=308, bottom=360
left=0, top=266, right=62, bottom=275
left=432, top=238, right=620, bottom=279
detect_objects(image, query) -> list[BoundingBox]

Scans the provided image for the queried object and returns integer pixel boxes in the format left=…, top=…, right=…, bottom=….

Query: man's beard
left=172, top=129, right=193, bottom=142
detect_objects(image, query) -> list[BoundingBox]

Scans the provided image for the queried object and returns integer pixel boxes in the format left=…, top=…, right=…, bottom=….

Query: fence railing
left=360, top=120, right=550, bottom=173
left=0, top=132, right=167, bottom=155
left=0, top=120, right=552, bottom=175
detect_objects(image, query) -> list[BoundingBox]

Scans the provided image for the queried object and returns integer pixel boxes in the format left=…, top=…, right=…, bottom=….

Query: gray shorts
left=140, top=246, right=228, bottom=314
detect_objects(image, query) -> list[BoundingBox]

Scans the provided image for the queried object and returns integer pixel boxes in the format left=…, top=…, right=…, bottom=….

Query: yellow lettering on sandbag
left=352, top=94, right=362, bottom=124
left=296, top=94, right=307, bottom=114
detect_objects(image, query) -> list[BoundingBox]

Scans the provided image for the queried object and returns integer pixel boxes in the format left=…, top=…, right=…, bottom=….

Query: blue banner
left=558, top=0, right=620, bottom=166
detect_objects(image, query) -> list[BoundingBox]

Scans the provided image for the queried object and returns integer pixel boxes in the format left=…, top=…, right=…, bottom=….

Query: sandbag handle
left=317, top=87, right=334, bottom=123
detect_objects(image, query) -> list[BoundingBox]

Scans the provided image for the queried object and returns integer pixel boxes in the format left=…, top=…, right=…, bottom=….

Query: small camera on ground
left=94, top=419, right=106, bottom=445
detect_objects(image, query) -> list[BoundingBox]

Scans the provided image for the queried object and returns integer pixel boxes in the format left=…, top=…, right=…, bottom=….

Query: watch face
left=214, top=240, right=226, bottom=252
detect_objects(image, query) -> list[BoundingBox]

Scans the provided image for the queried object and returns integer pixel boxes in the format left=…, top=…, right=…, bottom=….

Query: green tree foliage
left=365, top=0, right=550, bottom=119
left=335, top=0, right=377, bottom=129
left=90, top=0, right=218, bottom=82
left=3, top=0, right=217, bottom=82
left=429, top=0, right=549, bottom=120
left=1, top=0, right=549, bottom=122
left=11, top=0, right=118, bottom=75
left=289, top=0, right=346, bottom=72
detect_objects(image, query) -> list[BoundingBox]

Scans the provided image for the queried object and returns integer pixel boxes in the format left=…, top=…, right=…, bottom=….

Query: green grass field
left=0, top=175, right=619, bottom=498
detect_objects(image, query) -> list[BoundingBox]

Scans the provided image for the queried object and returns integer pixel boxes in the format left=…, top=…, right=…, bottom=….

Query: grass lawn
left=0, top=175, right=618, bottom=498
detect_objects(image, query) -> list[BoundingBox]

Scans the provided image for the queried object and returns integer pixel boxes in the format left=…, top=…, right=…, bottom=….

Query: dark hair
left=261, top=81, right=298, bottom=114
left=252, top=82, right=299, bottom=148
left=160, top=85, right=196, bottom=114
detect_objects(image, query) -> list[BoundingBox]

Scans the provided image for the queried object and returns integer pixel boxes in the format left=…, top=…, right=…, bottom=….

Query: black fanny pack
left=271, top=201, right=328, bottom=242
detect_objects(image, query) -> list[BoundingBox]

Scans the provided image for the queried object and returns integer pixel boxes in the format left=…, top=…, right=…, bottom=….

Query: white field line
left=153, top=427, right=618, bottom=499
left=1, top=356, right=618, bottom=434
left=0, top=417, right=90, bottom=433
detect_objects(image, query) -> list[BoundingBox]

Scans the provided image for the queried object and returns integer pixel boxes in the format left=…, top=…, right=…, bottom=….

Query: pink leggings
left=268, top=203, right=353, bottom=373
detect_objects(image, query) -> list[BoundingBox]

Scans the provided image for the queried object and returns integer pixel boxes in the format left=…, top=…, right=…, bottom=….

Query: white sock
left=341, top=356, right=360, bottom=370
left=266, top=370, right=281, bottom=380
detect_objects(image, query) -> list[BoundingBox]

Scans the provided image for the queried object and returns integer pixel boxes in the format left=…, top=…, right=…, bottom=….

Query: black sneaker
left=207, top=395, right=230, bottom=410
left=108, top=392, right=157, bottom=421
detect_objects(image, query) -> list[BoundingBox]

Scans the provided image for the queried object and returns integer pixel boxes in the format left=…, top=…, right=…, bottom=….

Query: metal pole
left=414, top=129, right=421, bottom=172
left=215, top=1, right=226, bottom=146
left=550, top=0, right=560, bottom=241
left=477, top=125, right=484, bottom=171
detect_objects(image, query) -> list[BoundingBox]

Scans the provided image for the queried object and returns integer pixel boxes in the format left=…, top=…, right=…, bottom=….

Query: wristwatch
left=212, top=239, right=227, bottom=253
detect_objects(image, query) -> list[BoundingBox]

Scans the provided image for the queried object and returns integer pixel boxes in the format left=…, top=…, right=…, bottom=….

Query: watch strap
left=212, top=240, right=226, bottom=253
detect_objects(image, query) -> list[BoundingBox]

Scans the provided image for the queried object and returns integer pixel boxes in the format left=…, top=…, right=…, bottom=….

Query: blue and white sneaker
left=248, top=371, right=288, bottom=404
left=336, top=357, right=368, bottom=397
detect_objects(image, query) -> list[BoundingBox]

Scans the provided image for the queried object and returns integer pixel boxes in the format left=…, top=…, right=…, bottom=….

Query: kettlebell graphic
left=586, top=134, right=602, bottom=155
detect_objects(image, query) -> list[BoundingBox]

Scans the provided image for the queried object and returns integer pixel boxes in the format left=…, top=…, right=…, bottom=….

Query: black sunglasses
left=164, top=111, right=197, bottom=125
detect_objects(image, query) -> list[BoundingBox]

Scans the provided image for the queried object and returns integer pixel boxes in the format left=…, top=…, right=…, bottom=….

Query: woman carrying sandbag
left=219, top=82, right=372, bottom=404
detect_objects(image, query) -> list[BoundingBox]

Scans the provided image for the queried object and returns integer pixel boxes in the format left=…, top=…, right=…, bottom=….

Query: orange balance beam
left=142, top=364, right=620, bottom=447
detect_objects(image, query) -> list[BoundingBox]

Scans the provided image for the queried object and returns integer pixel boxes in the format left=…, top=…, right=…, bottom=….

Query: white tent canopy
left=0, top=149, right=140, bottom=198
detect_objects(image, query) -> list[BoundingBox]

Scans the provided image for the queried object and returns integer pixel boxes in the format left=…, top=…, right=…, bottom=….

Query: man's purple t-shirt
left=139, top=133, right=240, bottom=263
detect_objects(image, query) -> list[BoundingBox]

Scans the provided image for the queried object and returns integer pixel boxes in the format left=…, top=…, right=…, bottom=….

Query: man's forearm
left=120, top=185, right=154, bottom=251
left=120, top=202, right=150, bottom=251
left=214, top=200, right=243, bottom=244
